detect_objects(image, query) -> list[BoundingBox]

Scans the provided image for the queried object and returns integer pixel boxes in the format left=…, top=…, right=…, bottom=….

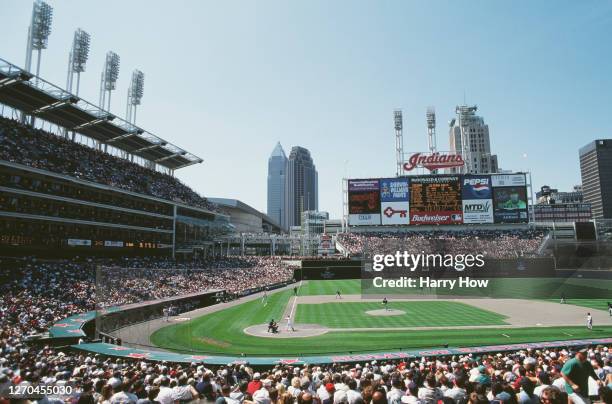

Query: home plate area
left=243, top=323, right=330, bottom=338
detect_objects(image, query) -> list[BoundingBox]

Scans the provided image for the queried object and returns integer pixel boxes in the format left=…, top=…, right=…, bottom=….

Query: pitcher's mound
left=243, top=323, right=329, bottom=338
left=366, top=309, right=405, bottom=316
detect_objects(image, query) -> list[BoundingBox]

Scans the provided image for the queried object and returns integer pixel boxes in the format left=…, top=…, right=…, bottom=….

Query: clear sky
left=2, top=0, right=612, bottom=219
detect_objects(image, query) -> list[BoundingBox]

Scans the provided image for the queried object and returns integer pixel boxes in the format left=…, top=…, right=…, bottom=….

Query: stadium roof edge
left=0, top=57, right=203, bottom=171
left=208, top=197, right=282, bottom=229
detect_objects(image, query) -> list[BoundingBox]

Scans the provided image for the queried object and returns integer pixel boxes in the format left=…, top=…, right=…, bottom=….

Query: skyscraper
left=267, top=142, right=287, bottom=228
left=579, top=139, right=612, bottom=219
left=284, top=146, right=318, bottom=228
left=448, top=105, right=499, bottom=174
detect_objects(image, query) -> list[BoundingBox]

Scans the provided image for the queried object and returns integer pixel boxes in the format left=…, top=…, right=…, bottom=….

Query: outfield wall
left=294, top=259, right=361, bottom=280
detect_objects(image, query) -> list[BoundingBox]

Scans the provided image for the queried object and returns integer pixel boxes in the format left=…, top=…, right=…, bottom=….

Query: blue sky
left=2, top=0, right=612, bottom=219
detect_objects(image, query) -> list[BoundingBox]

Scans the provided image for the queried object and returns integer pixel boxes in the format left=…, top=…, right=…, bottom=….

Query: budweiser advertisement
left=409, top=175, right=463, bottom=225
left=403, top=152, right=464, bottom=172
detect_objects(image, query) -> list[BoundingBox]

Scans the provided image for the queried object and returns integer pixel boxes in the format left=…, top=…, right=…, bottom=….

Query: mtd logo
left=464, top=201, right=491, bottom=213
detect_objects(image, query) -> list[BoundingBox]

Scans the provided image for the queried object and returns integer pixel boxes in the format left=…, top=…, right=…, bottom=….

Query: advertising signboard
left=491, top=174, right=526, bottom=187
left=348, top=179, right=381, bottom=225
left=409, top=176, right=463, bottom=225
left=461, top=175, right=494, bottom=224
left=379, top=178, right=410, bottom=225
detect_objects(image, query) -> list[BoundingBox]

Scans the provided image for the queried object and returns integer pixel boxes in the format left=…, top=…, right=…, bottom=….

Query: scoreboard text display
left=409, top=175, right=462, bottom=225
left=348, top=179, right=381, bottom=225
left=347, top=173, right=528, bottom=226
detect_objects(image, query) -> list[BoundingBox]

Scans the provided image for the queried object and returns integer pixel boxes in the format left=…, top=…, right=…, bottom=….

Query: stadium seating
left=337, top=229, right=546, bottom=258
left=0, top=116, right=217, bottom=211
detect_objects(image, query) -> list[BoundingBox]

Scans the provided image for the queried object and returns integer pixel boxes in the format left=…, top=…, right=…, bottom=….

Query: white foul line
left=288, top=280, right=303, bottom=319
left=501, top=333, right=510, bottom=338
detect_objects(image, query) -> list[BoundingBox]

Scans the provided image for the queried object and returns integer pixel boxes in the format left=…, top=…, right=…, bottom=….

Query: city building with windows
left=448, top=105, right=499, bottom=174
left=579, top=139, right=612, bottom=219
left=266, top=142, right=287, bottom=229
left=301, top=210, right=329, bottom=235
left=284, top=146, right=318, bottom=227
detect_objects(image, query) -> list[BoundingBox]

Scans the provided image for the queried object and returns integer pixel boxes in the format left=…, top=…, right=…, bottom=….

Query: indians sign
left=403, top=152, right=464, bottom=172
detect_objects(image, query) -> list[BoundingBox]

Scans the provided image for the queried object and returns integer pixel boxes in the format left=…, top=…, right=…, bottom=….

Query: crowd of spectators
left=0, top=256, right=293, bottom=309
left=0, top=255, right=295, bottom=400
left=0, top=116, right=217, bottom=211
left=1, top=254, right=612, bottom=403
left=336, top=230, right=546, bottom=259
left=1, top=341, right=611, bottom=403
left=99, top=256, right=293, bottom=306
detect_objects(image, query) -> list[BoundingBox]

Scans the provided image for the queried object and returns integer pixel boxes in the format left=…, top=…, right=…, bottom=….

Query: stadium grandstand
left=336, top=230, right=546, bottom=259
left=0, top=2, right=611, bottom=403
left=0, top=54, right=239, bottom=259
left=1, top=53, right=611, bottom=402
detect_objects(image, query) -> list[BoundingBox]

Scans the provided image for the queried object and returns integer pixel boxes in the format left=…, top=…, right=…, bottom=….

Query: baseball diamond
left=141, top=279, right=612, bottom=356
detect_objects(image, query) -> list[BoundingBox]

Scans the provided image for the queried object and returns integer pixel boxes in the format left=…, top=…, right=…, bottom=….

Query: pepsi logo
left=472, top=183, right=490, bottom=193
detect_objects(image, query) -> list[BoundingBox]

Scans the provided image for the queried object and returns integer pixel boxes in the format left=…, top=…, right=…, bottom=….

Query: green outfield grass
left=299, top=279, right=362, bottom=296
left=150, top=280, right=612, bottom=356
left=302, top=278, right=611, bottom=306
left=547, top=299, right=611, bottom=311
left=294, top=301, right=507, bottom=328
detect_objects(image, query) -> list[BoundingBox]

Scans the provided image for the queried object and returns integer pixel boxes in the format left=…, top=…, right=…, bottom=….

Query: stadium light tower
left=99, top=51, right=120, bottom=111
left=125, top=69, right=144, bottom=124
left=426, top=107, right=437, bottom=154
left=66, top=28, right=91, bottom=96
left=426, top=107, right=438, bottom=174
left=24, top=0, right=53, bottom=78
left=394, top=109, right=404, bottom=177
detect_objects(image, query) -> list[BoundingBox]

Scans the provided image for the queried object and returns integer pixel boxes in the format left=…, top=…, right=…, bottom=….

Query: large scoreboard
left=348, top=174, right=528, bottom=226
left=410, top=175, right=462, bottom=225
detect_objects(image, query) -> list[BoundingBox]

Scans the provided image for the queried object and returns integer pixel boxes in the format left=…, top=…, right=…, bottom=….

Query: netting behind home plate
left=94, top=266, right=224, bottom=348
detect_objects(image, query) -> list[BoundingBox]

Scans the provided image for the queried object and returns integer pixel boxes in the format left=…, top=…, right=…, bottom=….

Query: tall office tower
left=579, top=139, right=612, bottom=219
left=284, top=146, right=318, bottom=228
left=448, top=105, right=499, bottom=174
left=267, top=142, right=287, bottom=228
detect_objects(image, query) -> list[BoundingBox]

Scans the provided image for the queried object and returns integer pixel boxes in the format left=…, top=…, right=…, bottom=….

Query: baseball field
left=148, top=279, right=612, bottom=356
